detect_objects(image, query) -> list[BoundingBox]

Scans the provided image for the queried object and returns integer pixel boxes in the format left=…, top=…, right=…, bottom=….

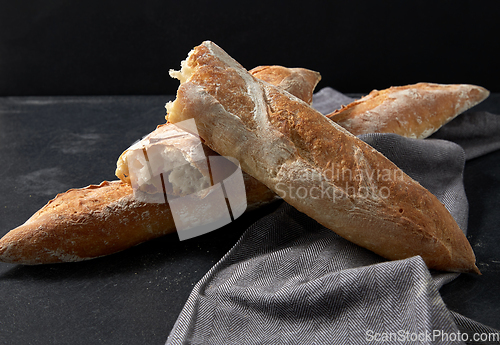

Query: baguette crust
left=0, top=177, right=278, bottom=265
left=327, top=83, right=490, bottom=138
left=0, top=181, right=174, bottom=264
left=249, top=65, right=321, bottom=105
left=166, top=41, right=479, bottom=274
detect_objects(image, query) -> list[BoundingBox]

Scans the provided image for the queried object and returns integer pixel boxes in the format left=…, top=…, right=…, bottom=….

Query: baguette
left=166, top=41, right=480, bottom=274
left=0, top=65, right=318, bottom=265
left=0, top=181, right=173, bottom=264
left=0, top=175, right=277, bottom=264
left=327, top=83, right=490, bottom=138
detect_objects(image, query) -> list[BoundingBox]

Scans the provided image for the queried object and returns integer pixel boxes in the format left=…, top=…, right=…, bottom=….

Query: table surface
left=0, top=94, right=499, bottom=344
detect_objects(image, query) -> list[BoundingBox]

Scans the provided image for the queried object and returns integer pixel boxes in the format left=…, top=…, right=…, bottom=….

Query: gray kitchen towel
left=166, top=88, right=500, bottom=345
left=430, top=110, right=500, bottom=160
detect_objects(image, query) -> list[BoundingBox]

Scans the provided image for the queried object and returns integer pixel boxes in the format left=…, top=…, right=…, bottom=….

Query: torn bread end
left=168, top=48, right=196, bottom=84
left=116, top=124, right=212, bottom=197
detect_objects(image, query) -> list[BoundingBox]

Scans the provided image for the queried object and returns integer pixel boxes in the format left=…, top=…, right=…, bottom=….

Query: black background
left=0, top=0, right=499, bottom=97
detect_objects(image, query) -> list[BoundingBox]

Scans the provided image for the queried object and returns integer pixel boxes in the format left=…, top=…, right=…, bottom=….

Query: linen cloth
left=166, top=87, right=500, bottom=345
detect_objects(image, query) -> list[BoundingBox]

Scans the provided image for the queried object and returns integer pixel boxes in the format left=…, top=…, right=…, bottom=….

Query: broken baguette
left=0, top=64, right=319, bottom=265
left=327, top=83, right=490, bottom=138
left=166, top=41, right=480, bottom=274
left=0, top=174, right=277, bottom=264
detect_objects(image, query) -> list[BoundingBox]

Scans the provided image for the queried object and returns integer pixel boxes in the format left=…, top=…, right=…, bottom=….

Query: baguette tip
left=470, top=264, right=482, bottom=275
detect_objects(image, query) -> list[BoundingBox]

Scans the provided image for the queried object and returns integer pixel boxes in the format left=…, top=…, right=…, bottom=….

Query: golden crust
left=0, top=181, right=175, bottom=264
left=249, top=65, right=321, bottom=105
left=327, top=83, right=490, bottom=138
left=166, top=41, right=479, bottom=274
left=0, top=176, right=278, bottom=265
